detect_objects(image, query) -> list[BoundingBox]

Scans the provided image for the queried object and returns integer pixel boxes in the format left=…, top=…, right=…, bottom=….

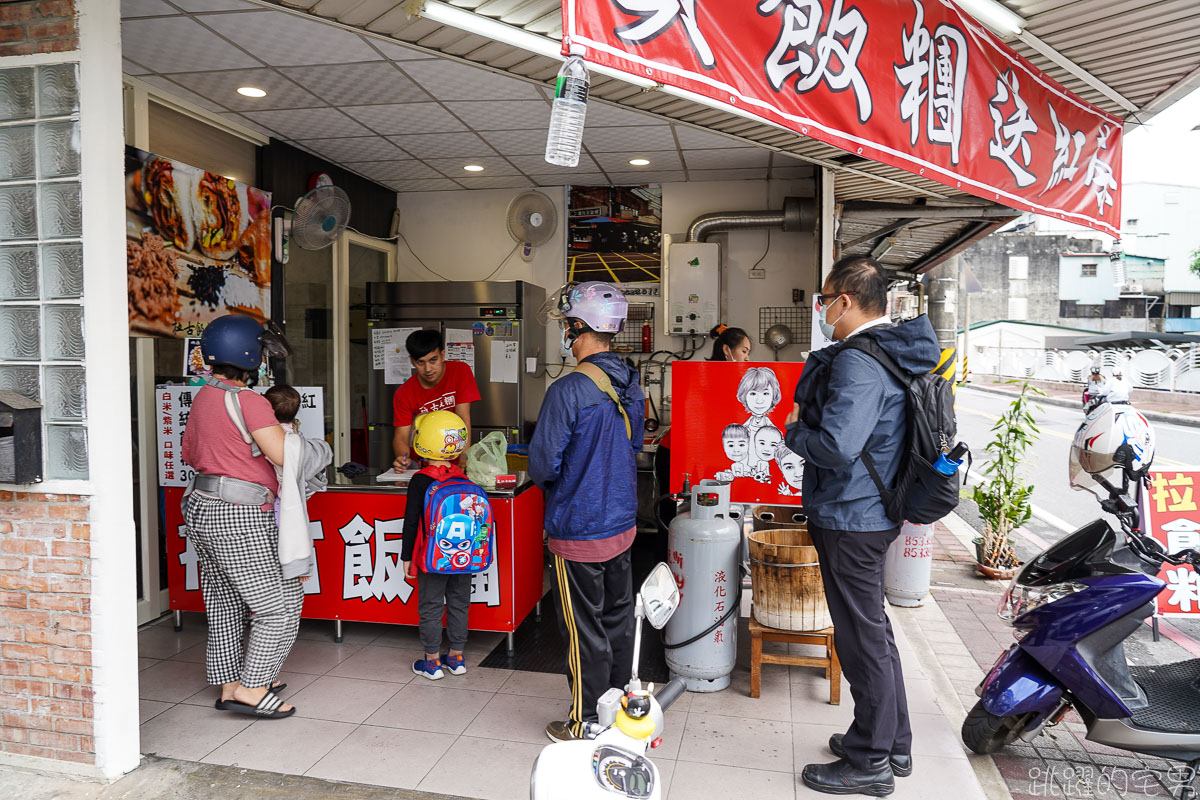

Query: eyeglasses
left=816, top=291, right=857, bottom=306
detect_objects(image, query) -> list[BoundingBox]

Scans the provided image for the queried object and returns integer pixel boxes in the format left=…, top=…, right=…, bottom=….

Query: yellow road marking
left=610, top=251, right=659, bottom=279
left=958, top=405, right=1185, bottom=466
left=568, top=255, right=577, bottom=282
left=594, top=252, right=620, bottom=282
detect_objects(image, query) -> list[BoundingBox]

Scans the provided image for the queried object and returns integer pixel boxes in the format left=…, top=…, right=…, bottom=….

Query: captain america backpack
left=414, top=464, right=495, bottom=575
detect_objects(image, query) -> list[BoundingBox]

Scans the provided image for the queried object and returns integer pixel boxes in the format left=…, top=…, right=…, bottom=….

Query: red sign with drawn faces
left=670, top=361, right=806, bottom=504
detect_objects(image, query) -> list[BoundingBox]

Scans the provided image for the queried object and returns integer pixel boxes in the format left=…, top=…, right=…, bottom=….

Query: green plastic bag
left=465, top=431, right=508, bottom=490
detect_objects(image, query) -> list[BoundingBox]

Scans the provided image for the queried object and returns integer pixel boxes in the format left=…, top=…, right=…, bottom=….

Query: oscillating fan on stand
left=506, top=190, right=558, bottom=262
left=273, top=185, right=352, bottom=264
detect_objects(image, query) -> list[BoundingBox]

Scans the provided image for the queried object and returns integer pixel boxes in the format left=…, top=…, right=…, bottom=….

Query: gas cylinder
left=664, top=479, right=741, bottom=692
left=883, top=521, right=934, bottom=607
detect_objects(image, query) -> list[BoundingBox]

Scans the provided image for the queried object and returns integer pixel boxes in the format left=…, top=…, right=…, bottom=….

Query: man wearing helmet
left=530, top=282, right=645, bottom=743
left=1106, top=366, right=1132, bottom=404
left=1083, top=366, right=1105, bottom=408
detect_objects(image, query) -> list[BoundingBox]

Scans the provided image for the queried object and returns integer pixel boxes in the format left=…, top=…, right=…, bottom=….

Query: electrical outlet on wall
left=749, top=268, right=766, bottom=279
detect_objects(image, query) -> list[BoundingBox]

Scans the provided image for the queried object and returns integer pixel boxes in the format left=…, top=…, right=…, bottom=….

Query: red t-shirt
left=392, top=360, right=481, bottom=427
left=181, top=384, right=280, bottom=495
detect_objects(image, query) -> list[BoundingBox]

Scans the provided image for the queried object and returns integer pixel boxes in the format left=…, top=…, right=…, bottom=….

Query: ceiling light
left=236, top=86, right=267, bottom=98
left=629, top=158, right=651, bottom=166
left=951, top=0, right=1024, bottom=36
left=464, top=164, right=485, bottom=172
left=417, top=0, right=657, bottom=89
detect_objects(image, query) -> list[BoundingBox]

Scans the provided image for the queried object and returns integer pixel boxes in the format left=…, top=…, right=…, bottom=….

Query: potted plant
left=971, top=380, right=1045, bottom=579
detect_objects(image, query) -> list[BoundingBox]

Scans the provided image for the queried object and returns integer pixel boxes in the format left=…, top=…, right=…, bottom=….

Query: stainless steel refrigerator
left=364, top=280, right=546, bottom=473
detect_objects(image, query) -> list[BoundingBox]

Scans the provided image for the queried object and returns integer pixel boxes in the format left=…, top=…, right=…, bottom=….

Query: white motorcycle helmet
left=1069, top=403, right=1155, bottom=492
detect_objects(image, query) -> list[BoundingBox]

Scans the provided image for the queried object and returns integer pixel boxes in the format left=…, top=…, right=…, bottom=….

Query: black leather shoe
left=829, top=733, right=913, bottom=778
left=802, top=758, right=894, bottom=796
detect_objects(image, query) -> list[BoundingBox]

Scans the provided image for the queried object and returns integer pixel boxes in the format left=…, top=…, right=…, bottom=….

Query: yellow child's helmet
left=412, top=410, right=469, bottom=460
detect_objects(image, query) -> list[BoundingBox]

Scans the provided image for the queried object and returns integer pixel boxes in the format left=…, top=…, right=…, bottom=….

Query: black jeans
left=551, top=549, right=634, bottom=737
left=809, top=523, right=912, bottom=767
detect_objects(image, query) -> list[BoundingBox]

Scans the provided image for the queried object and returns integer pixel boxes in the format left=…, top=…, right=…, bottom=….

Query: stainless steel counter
left=325, top=467, right=534, bottom=499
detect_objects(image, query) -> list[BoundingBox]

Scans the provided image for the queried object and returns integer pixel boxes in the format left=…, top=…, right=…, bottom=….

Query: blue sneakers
left=442, top=652, right=467, bottom=676
left=412, top=658, right=444, bottom=681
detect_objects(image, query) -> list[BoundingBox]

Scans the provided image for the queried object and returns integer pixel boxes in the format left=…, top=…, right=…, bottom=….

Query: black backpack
left=836, top=337, right=964, bottom=525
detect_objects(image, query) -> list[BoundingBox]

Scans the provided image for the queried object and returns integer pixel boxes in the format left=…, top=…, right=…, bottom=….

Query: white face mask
left=818, top=296, right=848, bottom=340
left=560, top=326, right=574, bottom=357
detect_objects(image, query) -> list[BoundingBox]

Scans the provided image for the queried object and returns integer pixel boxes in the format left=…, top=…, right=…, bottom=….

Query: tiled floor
left=138, top=611, right=988, bottom=800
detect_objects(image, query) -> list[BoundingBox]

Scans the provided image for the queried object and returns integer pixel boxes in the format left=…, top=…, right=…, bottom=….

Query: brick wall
left=0, top=0, right=78, bottom=57
left=0, top=491, right=93, bottom=765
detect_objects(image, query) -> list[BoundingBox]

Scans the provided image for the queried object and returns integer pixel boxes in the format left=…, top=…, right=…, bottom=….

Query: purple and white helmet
left=538, top=281, right=628, bottom=333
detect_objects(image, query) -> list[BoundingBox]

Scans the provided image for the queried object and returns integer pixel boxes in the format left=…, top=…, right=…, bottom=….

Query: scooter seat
left=1128, top=661, right=1200, bottom=733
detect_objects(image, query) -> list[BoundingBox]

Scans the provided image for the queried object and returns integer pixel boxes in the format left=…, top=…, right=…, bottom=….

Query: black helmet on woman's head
left=201, top=314, right=290, bottom=371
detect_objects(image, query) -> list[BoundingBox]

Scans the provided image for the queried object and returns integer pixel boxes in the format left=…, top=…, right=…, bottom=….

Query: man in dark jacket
left=530, top=281, right=645, bottom=742
left=784, top=256, right=941, bottom=796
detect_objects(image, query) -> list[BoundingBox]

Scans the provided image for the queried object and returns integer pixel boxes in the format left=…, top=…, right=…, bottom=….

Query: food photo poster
left=125, top=147, right=271, bottom=338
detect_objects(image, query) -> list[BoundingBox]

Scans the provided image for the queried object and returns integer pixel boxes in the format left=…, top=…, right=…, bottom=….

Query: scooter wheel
left=962, top=700, right=1034, bottom=754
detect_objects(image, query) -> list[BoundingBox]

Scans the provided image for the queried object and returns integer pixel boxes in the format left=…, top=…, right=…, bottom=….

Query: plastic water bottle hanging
left=545, top=55, right=590, bottom=167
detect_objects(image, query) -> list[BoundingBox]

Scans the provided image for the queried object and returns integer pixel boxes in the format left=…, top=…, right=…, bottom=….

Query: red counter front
left=164, top=482, right=545, bottom=632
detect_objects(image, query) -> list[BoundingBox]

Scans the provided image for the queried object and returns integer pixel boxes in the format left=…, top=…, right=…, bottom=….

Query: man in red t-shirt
left=392, top=329, right=482, bottom=470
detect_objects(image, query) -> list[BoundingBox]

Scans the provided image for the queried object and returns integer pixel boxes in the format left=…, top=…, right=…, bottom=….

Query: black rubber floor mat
left=1129, top=661, right=1200, bottom=732
left=480, top=591, right=672, bottom=684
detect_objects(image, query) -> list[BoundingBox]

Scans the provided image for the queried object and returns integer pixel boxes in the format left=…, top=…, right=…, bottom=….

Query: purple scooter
left=965, top=443, right=1200, bottom=799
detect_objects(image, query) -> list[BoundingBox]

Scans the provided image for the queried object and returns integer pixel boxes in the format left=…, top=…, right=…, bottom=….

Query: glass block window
left=0, top=64, right=86, bottom=481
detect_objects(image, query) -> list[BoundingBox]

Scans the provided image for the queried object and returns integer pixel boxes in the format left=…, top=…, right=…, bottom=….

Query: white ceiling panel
left=446, top=101, right=550, bottom=131
left=771, top=166, right=816, bottom=180
left=584, top=102, right=666, bottom=128
left=217, top=112, right=280, bottom=139
left=400, top=59, right=544, bottom=102
left=455, top=176, right=535, bottom=190
left=583, top=125, right=677, bottom=153
left=604, top=170, right=687, bottom=184
left=533, top=173, right=609, bottom=186
left=123, top=57, right=151, bottom=75
left=672, top=125, right=756, bottom=150
left=367, top=37, right=439, bottom=62
left=345, top=102, right=467, bottom=135
left=137, top=74, right=227, bottom=112
left=385, top=178, right=461, bottom=192
left=121, top=0, right=175, bottom=18
left=477, top=129, right=551, bottom=156
left=172, top=0, right=259, bottom=10
left=282, top=63, right=428, bottom=105
left=297, top=136, right=408, bottom=162
left=592, top=150, right=682, bottom=171
left=506, top=154, right=600, bottom=174
left=201, top=11, right=382, bottom=66
left=165, top=68, right=325, bottom=111
left=683, top=148, right=771, bottom=170
left=348, top=160, right=443, bottom=181
left=687, top=168, right=771, bottom=182
left=122, top=17, right=261, bottom=73
left=425, top=156, right=522, bottom=178
left=243, top=107, right=373, bottom=138
left=387, top=132, right=494, bottom=159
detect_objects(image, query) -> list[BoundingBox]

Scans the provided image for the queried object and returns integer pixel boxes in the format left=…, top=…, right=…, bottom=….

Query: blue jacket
left=784, top=316, right=941, bottom=532
left=529, top=352, right=645, bottom=543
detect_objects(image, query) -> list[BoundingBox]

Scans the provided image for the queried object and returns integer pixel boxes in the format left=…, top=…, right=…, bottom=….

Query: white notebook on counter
left=375, top=468, right=419, bottom=483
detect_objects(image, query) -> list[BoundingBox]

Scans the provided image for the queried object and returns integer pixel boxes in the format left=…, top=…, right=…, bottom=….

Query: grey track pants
left=416, top=571, right=471, bottom=655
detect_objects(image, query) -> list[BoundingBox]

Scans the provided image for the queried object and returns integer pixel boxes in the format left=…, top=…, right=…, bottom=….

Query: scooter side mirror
left=640, top=562, right=679, bottom=630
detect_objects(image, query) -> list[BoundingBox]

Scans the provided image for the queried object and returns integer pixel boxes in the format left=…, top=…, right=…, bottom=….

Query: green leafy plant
left=1190, top=246, right=1200, bottom=279
left=972, top=380, right=1045, bottom=570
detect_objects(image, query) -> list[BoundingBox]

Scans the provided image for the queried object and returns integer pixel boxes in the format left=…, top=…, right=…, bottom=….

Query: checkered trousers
left=184, top=493, right=304, bottom=688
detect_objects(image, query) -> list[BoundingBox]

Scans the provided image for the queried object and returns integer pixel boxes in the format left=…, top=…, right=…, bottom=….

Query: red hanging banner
left=564, top=0, right=1122, bottom=236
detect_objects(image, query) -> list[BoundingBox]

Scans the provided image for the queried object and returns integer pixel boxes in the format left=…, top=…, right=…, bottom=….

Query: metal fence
left=971, top=345, right=1200, bottom=392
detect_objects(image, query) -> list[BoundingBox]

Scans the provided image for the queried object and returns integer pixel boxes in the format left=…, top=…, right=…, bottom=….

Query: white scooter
left=531, top=562, right=687, bottom=800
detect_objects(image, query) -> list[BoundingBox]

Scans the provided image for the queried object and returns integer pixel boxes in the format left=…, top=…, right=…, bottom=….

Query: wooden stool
left=749, top=616, right=840, bottom=704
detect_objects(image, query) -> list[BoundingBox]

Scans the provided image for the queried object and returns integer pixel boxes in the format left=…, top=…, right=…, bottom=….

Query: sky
left=1124, top=84, right=1200, bottom=187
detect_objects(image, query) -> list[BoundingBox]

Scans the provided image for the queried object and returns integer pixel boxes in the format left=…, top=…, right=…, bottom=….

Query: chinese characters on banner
left=565, top=0, right=1123, bottom=235
left=155, top=385, right=325, bottom=486
left=1144, top=469, right=1200, bottom=617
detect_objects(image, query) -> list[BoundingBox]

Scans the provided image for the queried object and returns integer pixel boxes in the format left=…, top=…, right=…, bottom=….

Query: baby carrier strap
left=205, top=376, right=262, bottom=457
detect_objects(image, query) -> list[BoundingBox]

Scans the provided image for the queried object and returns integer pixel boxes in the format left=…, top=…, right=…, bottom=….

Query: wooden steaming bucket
left=748, top=527, right=832, bottom=632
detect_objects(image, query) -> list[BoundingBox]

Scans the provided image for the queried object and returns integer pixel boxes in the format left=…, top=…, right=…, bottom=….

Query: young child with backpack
left=401, top=410, right=494, bottom=680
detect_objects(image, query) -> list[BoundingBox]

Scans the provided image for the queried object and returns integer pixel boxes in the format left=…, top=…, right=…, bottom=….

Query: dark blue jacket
left=529, top=352, right=645, bottom=543
left=784, top=316, right=941, bottom=531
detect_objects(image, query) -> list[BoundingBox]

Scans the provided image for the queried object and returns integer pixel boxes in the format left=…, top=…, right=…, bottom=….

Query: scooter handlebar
left=655, top=677, right=688, bottom=712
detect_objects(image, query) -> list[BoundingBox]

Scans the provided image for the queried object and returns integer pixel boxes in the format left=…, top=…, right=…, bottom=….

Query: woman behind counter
left=180, top=314, right=301, bottom=720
